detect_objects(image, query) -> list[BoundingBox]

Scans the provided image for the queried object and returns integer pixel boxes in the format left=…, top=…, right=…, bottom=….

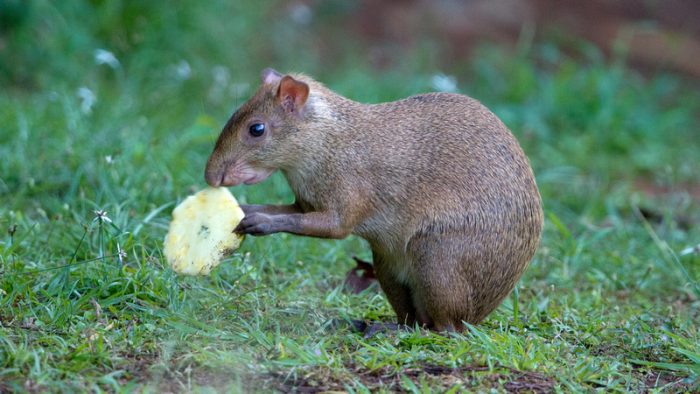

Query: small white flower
left=105, top=155, right=114, bottom=165
left=212, top=66, right=229, bottom=85
left=77, top=87, right=96, bottom=114
left=117, top=243, right=127, bottom=264
left=174, top=60, right=191, bottom=80
left=680, top=243, right=700, bottom=256
left=94, top=49, right=120, bottom=69
left=289, top=3, right=312, bottom=25
left=431, top=73, right=458, bottom=93
left=209, top=66, right=230, bottom=102
left=93, top=210, right=112, bottom=224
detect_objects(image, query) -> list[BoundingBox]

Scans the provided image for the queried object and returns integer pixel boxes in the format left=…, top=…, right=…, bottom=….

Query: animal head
left=204, top=68, right=312, bottom=187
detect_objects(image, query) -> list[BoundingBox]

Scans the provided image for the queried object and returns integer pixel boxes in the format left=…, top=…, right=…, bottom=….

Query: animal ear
left=261, top=68, right=283, bottom=85
left=277, top=75, right=309, bottom=114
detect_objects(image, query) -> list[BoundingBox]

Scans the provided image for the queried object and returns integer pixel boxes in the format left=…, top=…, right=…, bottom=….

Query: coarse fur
left=205, top=69, right=544, bottom=331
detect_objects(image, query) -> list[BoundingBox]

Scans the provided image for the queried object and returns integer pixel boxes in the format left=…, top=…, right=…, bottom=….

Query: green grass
left=1, top=1, right=699, bottom=392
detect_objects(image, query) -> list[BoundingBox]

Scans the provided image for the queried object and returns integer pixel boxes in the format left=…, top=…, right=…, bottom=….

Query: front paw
left=235, top=212, right=275, bottom=236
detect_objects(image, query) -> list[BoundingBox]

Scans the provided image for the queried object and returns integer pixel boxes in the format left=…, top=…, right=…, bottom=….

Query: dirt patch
left=634, top=180, right=700, bottom=201
left=116, top=352, right=241, bottom=393
left=637, top=206, right=694, bottom=231
left=633, top=367, right=695, bottom=393
left=631, top=179, right=700, bottom=230
left=332, top=0, right=700, bottom=78
left=119, top=353, right=161, bottom=385
left=267, top=363, right=555, bottom=393
left=1, top=379, right=47, bottom=394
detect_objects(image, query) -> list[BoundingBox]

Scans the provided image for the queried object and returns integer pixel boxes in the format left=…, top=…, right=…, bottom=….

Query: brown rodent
left=205, top=68, right=543, bottom=331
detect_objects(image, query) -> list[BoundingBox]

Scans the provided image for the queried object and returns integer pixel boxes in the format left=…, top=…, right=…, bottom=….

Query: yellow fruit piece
left=163, top=187, right=245, bottom=275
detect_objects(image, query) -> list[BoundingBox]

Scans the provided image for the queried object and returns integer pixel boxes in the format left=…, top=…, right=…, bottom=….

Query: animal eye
left=249, top=123, right=265, bottom=137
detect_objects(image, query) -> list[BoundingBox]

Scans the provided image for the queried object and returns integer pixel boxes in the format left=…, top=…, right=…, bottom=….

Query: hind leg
left=410, top=271, right=469, bottom=331
left=407, top=232, right=494, bottom=331
left=372, top=250, right=417, bottom=326
left=410, top=279, right=466, bottom=331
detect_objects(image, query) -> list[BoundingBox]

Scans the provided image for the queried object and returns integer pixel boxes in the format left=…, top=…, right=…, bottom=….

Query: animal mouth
left=218, top=163, right=274, bottom=187
left=204, top=155, right=275, bottom=187
left=242, top=169, right=274, bottom=185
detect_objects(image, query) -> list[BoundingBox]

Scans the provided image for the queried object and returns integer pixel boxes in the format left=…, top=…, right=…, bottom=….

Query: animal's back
left=351, top=93, right=541, bottom=250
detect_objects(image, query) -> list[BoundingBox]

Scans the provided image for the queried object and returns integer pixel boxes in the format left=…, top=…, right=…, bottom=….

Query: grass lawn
left=1, top=2, right=699, bottom=392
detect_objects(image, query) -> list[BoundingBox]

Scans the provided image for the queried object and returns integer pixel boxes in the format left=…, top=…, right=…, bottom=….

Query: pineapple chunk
left=163, top=187, right=245, bottom=275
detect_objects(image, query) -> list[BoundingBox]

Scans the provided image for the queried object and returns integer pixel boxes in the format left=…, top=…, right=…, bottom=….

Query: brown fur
left=205, top=69, right=544, bottom=331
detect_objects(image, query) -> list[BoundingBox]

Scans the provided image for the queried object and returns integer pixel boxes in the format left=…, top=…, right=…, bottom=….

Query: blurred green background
left=2, top=0, right=699, bottom=216
left=1, top=0, right=699, bottom=391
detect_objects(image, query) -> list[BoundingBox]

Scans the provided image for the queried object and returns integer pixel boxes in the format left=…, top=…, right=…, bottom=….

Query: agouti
left=205, top=68, right=543, bottom=331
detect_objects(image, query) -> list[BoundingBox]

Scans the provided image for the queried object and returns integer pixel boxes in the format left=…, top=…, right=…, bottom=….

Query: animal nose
left=204, top=167, right=223, bottom=187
